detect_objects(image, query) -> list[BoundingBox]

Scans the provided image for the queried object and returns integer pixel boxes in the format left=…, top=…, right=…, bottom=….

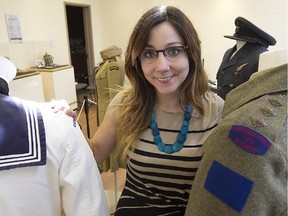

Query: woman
left=90, top=5, right=224, bottom=215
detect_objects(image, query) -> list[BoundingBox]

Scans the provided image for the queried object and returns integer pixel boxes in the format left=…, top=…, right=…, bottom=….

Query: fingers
left=50, top=99, right=76, bottom=118
left=51, top=99, right=70, bottom=112
left=65, top=108, right=77, bottom=118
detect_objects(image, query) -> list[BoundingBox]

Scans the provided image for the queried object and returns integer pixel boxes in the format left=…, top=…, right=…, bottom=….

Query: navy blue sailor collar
left=0, top=95, right=46, bottom=171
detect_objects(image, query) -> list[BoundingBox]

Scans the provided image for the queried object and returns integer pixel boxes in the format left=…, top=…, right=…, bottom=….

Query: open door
left=65, top=4, right=95, bottom=85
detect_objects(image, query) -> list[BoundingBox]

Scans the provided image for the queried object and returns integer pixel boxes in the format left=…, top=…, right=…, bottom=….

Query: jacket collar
left=223, top=64, right=287, bottom=117
left=221, top=43, right=262, bottom=70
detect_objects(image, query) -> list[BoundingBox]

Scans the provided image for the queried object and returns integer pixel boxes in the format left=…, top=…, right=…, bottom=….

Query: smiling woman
left=87, top=5, right=224, bottom=216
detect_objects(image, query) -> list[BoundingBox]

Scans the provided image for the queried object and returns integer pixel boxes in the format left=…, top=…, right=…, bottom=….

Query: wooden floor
left=75, top=98, right=126, bottom=195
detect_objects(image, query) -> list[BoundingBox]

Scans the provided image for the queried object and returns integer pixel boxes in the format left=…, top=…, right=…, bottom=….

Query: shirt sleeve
left=55, top=114, right=110, bottom=216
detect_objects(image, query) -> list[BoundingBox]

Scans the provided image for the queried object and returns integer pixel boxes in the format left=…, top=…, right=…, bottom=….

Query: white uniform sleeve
left=46, top=112, right=109, bottom=216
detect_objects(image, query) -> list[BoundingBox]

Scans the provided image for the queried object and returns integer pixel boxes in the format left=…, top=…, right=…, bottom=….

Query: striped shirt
left=113, top=92, right=224, bottom=216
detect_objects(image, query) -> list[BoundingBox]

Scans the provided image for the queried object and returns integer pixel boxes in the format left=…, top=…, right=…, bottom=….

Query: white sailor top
left=0, top=95, right=109, bottom=216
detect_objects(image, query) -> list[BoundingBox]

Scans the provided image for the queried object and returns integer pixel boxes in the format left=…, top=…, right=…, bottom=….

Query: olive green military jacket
left=185, top=64, right=287, bottom=216
left=95, top=56, right=125, bottom=172
left=96, top=56, right=125, bottom=126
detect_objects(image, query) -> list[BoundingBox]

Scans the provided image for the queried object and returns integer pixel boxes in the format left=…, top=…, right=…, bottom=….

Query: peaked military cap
left=224, top=17, right=277, bottom=47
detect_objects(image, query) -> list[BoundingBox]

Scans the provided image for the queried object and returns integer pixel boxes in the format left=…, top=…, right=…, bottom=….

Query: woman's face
left=140, top=21, right=189, bottom=98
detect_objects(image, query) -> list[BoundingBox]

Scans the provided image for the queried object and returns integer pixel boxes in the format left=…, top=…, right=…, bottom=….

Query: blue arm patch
left=204, top=160, right=253, bottom=212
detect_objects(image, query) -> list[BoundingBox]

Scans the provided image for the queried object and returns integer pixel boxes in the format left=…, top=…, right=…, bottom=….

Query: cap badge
left=235, top=25, right=240, bottom=33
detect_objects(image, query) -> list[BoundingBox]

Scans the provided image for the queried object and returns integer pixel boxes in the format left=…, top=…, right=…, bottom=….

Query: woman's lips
left=156, top=76, right=173, bottom=83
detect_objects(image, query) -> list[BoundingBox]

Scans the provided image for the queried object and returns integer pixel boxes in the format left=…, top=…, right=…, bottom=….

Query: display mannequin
left=0, top=55, right=109, bottom=216
left=230, top=40, right=246, bottom=59
left=95, top=45, right=125, bottom=172
left=216, top=17, right=276, bottom=100
left=185, top=49, right=287, bottom=216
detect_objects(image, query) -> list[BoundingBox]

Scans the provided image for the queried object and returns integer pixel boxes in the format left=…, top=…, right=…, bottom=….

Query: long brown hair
left=116, top=5, right=209, bottom=160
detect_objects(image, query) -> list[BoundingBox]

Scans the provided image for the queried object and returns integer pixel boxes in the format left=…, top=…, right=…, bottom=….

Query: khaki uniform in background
left=96, top=56, right=125, bottom=126
left=185, top=64, right=287, bottom=216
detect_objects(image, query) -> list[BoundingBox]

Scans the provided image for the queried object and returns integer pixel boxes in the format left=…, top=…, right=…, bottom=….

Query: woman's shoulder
left=202, top=91, right=224, bottom=105
left=201, top=91, right=225, bottom=115
left=109, top=88, right=131, bottom=106
left=108, top=88, right=134, bottom=121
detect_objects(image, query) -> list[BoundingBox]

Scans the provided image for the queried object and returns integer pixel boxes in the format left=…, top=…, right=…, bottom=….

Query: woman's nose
left=154, top=53, right=170, bottom=72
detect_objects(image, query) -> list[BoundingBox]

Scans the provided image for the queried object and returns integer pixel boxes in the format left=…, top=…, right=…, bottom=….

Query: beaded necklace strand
left=150, top=104, right=193, bottom=154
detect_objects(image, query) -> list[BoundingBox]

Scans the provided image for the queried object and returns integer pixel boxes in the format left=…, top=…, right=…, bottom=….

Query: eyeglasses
left=139, top=46, right=188, bottom=64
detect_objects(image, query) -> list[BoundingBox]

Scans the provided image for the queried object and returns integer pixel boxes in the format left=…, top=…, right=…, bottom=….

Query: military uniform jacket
left=216, top=43, right=268, bottom=100
left=96, top=56, right=125, bottom=126
left=185, top=64, right=287, bottom=216
left=95, top=56, right=125, bottom=172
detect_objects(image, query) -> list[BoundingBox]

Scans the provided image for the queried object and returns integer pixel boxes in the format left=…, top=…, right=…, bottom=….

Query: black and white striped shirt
left=114, top=92, right=224, bottom=216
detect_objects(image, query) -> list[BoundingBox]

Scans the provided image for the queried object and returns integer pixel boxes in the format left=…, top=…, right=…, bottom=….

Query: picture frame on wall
left=5, top=14, right=23, bottom=44
left=35, top=60, right=45, bottom=68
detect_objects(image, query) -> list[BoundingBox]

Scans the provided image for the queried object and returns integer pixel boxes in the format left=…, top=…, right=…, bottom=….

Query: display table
left=9, top=65, right=77, bottom=110
left=10, top=71, right=45, bottom=102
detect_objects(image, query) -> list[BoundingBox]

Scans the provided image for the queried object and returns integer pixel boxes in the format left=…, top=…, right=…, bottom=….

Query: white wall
left=0, top=0, right=102, bottom=69
left=1, top=0, right=287, bottom=80
left=99, top=0, right=287, bottom=79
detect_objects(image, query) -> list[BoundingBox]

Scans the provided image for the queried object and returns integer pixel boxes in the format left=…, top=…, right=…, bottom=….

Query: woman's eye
left=167, top=48, right=180, bottom=56
left=144, top=50, right=156, bottom=58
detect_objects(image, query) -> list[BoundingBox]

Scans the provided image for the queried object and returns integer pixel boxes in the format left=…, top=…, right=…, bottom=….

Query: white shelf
left=10, top=72, right=45, bottom=102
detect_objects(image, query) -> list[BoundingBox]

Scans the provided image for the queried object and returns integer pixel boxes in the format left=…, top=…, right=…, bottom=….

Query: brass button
left=229, top=83, right=234, bottom=88
left=217, top=86, right=221, bottom=91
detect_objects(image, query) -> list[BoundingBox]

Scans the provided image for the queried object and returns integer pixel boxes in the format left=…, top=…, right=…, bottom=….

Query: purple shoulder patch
left=229, top=125, right=271, bottom=155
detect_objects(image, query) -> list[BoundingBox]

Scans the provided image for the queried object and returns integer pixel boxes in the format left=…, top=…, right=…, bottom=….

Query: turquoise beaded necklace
left=150, top=104, right=193, bottom=154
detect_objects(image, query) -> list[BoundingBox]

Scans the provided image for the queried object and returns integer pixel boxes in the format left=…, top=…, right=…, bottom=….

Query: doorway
left=65, top=5, right=94, bottom=84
